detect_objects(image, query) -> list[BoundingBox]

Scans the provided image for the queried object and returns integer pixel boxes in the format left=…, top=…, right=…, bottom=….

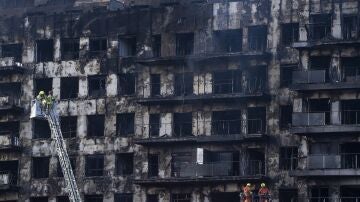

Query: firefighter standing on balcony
left=258, top=183, right=271, bottom=202
left=241, top=183, right=255, bottom=202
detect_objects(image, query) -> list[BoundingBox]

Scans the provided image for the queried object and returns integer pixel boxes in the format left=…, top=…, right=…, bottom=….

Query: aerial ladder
left=31, top=91, right=82, bottom=202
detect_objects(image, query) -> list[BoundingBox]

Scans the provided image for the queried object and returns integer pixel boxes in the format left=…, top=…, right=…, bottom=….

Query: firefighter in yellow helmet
left=242, top=183, right=255, bottom=202
left=258, top=183, right=271, bottom=202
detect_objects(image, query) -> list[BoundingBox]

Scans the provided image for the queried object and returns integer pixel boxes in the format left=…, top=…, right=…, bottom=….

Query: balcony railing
left=292, top=70, right=326, bottom=84
left=305, top=153, right=360, bottom=169
left=298, top=197, right=360, bottom=202
left=0, top=95, right=22, bottom=111
left=293, top=110, right=360, bottom=127
left=0, top=171, right=17, bottom=187
left=292, top=112, right=326, bottom=126
left=0, top=132, right=20, bottom=149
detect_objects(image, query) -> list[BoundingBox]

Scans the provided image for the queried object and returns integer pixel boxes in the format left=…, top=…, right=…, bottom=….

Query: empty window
left=33, top=119, right=51, bottom=139
left=342, top=57, right=360, bottom=82
left=60, top=116, right=77, bottom=138
left=34, top=78, right=52, bottom=96
left=309, top=14, right=331, bottom=41
left=150, top=74, right=161, bottom=97
left=119, top=36, right=136, bottom=57
left=340, top=143, right=360, bottom=169
left=116, top=113, right=134, bottom=136
left=306, top=99, right=331, bottom=124
left=87, top=115, right=104, bottom=137
left=1, top=43, right=22, bottom=62
left=147, top=194, right=159, bottom=202
left=176, top=33, right=194, bottom=56
left=281, top=23, right=299, bottom=46
left=343, top=15, right=359, bottom=40
left=280, top=64, right=296, bottom=87
left=149, top=114, right=160, bottom=137
left=88, top=75, right=106, bottom=97
left=118, top=73, right=136, bottom=96
left=214, top=29, right=242, bottom=53
left=85, top=155, right=104, bottom=177
left=171, top=194, right=191, bottom=202
left=279, top=147, right=298, bottom=170
left=30, top=197, right=48, bottom=202
left=61, top=38, right=79, bottom=60
left=36, top=39, right=54, bottom=62
left=247, top=107, right=266, bottom=134
left=248, top=26, right=267, bottom=51
left=152, top=35, right=161, bottom=57
left=310, top=187, right=329, bottom=201
left=60, top=77, right=78, bottom=99
left=0, top=0, right=29, bottom=8
left=310, top=56, right=331, bottom=82
left=174, top=73, right=193, bottom=96
left=0, top=161, right=18, bottom=185
left=116, top=153, right=133, bottom=175
left=32, top=157, right=50, bottom=179
left=84, top=195, right=103, bottom=202
left=310, top=143, right=331, bottom=155
left=89, top=38, right=107, bottom=57
left=114, top=194, right=133, bottom=202
left=148, top=154, right=159, bottom=177
left=56, top=196, right=70, bottom=202
left=213, top=70, right=242, bottom=94
left=279, top=189, right=298, bottom=202
left=171, top=152, right=192, bottom=177
left=0, top=82, right=21, bottom=97
left=0, top=121, right=20, bottom=136
left=212, top=111, right=242, bottom=135
left=173, top=113, right=192, bottom=137
left=280, top=105, right=292, bottom=129
left=341, top=100, right=360, bottom=125
left=57, top=157, right=76, bottom=177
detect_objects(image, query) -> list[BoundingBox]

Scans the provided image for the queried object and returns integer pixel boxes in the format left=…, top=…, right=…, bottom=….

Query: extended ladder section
left=31, top=100, right=82, bottom=202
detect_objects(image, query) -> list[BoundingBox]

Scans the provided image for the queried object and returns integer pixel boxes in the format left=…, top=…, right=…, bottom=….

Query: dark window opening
left=116, top=113, right=134, bottom=137
left=148, top=154, right=159, bottom=178
left=150, top=74, right=161, bottom=97
left=30, top=197, right=48, bottom=202
left=33, top=119, right=51, bottom=139
left=56, top=196, right=70, bottom=202
left=32, top=157, right=50, bottom=179
left=246, top=66, right=266, bottom=94
left=248, top=26, right=267, bottom=51
left=310, top=187, right=329, bottom=202
left=118, top=36, right=136, bottom=57
left=47, top=0, right=75, bottom=5
left=306, top=99, right=331, bottom=125
left=310, top=56, right=331, bottom=82
left=173, top=113, right=192, bottom=137
left=341, top=100, right=360, bottom=125
left=279, top=147, right=298, bottom=170
left=0, top=82, right=21, bottom=97
left=60, top=77, right=78, bottom=99
left=147, top=194, right=159, bottom=202
left=205, top=151, right=240, bottom=176
left=310, top=143, right=331, bottom=155
left=114, top=193, right=133, bottom=202
left=211, top=192, right=240, bottom=202
left=36, top=39, right=54, bottom=62
left=281, top=23, right=299, bottom=46
left=149, top=114, right=160, bottom=137
left=213, top=70, right=242, bottom=94
left=342, top=57, right=360, bottom=82
left=171, top=193, right=191, bottom=202
left=85, top=155, right=104, bottom=177
left=60, top=116, right=77, bottom=138
left=171, top=152, right=192, bottom=177
left=152, top=35, right=161, bottom=57
left=212, top=111, right=241, bottom=135
left=174, top=73, right=193, bottom=96
left=280, top=105, right=292, bottom=129
left=309, top=14, right=331, bottom=41
left=343, top=15, right=359, bottom=40
left=87, top=115, right=104, bottom=137
left=57, top=157, right=76, bottom=177
left=88, top=75, right=106, bottom=97
left=0, top=121, right=20, bottom=136
left=34, top=78, right=52, bottom=96
left=280, top=64, right=296, bottom=87
left=116, top=153, right=134, bottom=175
left=0, top=161, right=18, bottom=185
left=89, top=38, right=107, bottom=57
left=1, top=43, right=22, bottom=62
left=214, top=29, right=242, bottom=53
left=340, top=186, right=360, bottom=200
left=246, top=149, right=265, bottom=175
left=279, top=189, right=298, bottom=202
left=84, top=195, right=103, bottom=202
left=340, top=143, right=360, bottom=169
left=61, top=38, right=79, bottom=60
left=247, top=107, right=266, bottom=134
left=118, top=73, right=136, bottom=96
left=176, top=33, right=194, bottom=56
left=0, top=0, right=30, bottom=8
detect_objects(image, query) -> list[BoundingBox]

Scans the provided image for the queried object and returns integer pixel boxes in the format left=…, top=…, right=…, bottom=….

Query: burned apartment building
left=2, top=0, right=360, bottom=201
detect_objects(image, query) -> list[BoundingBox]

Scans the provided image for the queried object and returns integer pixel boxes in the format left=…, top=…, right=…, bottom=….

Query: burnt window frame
left=173, top=112, right=193, bottom=137
left=171, top=193, right=192, bottom=202
left=341, top=57, right=360, bottom=82
left=89, top=37, right=107, bottom=57
left=32, top=156, right=50, bottom=179
left=118, top=73, right=136, bottom=96
left=176, top=33, right=194, bottom=56
left=342, top=15, right=359, bottom=40
left=116, top=113, right=135, bottom=137
left=88, top=75, right=106, bottom=98
left=248, top=25, right=268, bottom=52
left=152, top=35, right=161, bottom=57
left=36, top=39, right=54, bottom=62
left=247, top=107, right=266, bottom=134
left=34, top=78, right=53, bottom=97
left=280, top=64, right=296, bottom=87
left=114, top=193, right=133, bottom=202
left=1, top=43, right=23, bottom=62
left=150, top=74, right=161, bottom=97
left=213, top=29, right=243, bottom=53
left=33, top=119, right=51, bottom=139
left=87, top=115, right=105, bottom=137
left=118, top=35, right=137, bottom=57
left=85, top=155, right=104, bottom=177
left=30, top=197, right=49, bottom=202
left=60, top=116, right=77, bottom=138
left=60, top=77, right=79, bottom=99
left=279, top=146, right=298, bottom=170
left=61, top=38, right=79, bottom=60
left=281, top=23, right=299, bottom=46
left=280, top=105, right=293, bottom=129
left=84, top=195, right=103, bottom=202
left=174, top=72, right=194, bottom=96
left=115, top=153, right=134, bottom=176
left=149, top=114, right=160, bottom=137
left=211, top=110, right=242, bottom=135
left=148, top=153, right=159, bottom=178
left=308, top=14, right=332, bottom=41
left=212, top=70, right=242, bottom=94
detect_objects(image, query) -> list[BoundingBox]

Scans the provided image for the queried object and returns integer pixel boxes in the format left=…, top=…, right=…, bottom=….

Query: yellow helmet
left=261, top=183, right=266, bottom=187
left=39, top=91, right=45, bottom=95
left=246, top=183, right=251, bottom=187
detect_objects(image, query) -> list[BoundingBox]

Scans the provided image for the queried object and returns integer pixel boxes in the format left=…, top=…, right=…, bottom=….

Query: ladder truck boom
left=31, top=92, right=82, bottom=202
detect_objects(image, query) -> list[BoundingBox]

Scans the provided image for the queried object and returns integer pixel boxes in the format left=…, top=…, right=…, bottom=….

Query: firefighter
left=258, top=183, right=271, bottom=202
left=46, top=91, right=55, bottom=109
left=242, top=183, right=255, bottom=202
left=36, top=91, right=46, bottom=101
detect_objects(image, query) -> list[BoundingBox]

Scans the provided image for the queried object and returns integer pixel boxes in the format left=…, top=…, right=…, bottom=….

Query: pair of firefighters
left=242, top=183, right=271, bottom=202
left=36, top=91, right=55, bottom=110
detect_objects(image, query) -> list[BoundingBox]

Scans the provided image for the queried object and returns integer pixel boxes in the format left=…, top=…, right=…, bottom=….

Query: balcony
left=0, top=57, right=24, bottom=75
left=290, top=154, right=360, bottom=177
left=134, top=119, right=267, bottom=146
left=0, top=172, right=19, bottom=192
left=297, top=197, right=360, bottom=202
left=0, top=133, right=20, bottom=151
left=135, top=160, right=268, bottom=186
left=0, top=96, right=23, bottom=114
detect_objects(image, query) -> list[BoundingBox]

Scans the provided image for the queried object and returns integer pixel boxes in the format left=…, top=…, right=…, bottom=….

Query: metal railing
left=342, top=66, right=360, bottom=83
left=340, top=153, right=360, bottom=169
left=292, top=70, right=326, bottom=84
left=304, top=153, right=360, bottom=169
left=342, top=110, right=360, bottom=125
left=292, top=112, right=327, bottom=126
left=0, top=171, right=16, bottom=186
left=292, top=110, right=360, bottom=126
left=0, top=132, right=20, bottom=148
left=298, top=197, right=360, bottom=202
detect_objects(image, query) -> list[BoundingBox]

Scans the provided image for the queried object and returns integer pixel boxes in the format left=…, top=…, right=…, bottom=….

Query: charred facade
left=1, top=0, right=360, bottom=201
